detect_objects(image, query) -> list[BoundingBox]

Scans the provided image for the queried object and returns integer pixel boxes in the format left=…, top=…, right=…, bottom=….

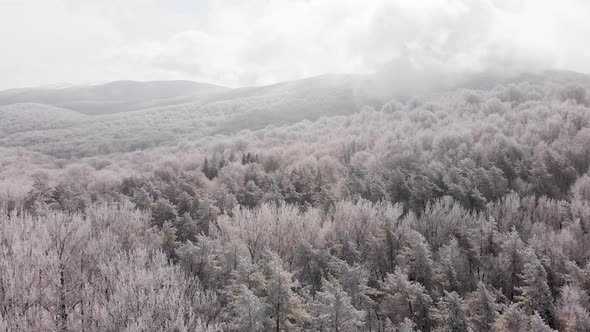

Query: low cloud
left=1, top=0, right=589, bottom=88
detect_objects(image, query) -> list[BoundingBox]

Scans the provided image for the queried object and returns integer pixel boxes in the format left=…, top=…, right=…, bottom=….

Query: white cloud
left=0, top=0, right=589, bottom=89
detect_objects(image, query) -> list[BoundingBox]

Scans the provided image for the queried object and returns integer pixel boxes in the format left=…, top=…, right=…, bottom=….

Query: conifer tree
left=436, top=291, right=468, bottom=332
left=517, top=249, right=556, bottom=328
left=466, top=282, right=498, bottom=331
left=312, top=277, right=365, bottom=331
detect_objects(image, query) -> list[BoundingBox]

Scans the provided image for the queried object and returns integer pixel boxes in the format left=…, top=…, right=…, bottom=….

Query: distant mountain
left=2, top=70, right=589, bottom=158
left=0, top=103, right=87, bottom=138
left=3, top=69, right=588, bottom=116
left=0, top=74, right=373, bottom=157
left=199, top=74, right=372, bottom=133
left=0, top=80, right=228, bottom=115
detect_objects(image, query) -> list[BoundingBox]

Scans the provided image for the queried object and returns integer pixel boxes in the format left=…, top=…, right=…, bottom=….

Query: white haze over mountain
left=1, top=0, right=588, bottom=89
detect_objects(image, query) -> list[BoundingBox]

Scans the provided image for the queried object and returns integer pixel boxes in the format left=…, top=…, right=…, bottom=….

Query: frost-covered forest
left=2, top=71, right=590, bottom=331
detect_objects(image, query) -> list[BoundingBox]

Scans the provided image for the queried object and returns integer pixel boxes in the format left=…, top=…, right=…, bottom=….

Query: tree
left=239, top=180, right=264, bottom=208
left=216, top=206, right=270, bottom=264
left=23, top=176, right=57, bottom=213
left=226, top=284, right=267, bottom=332
left=176, top=235, right=226, bottom=290
left=493, top=304, right=528, bottom=332
left=560, top=84, right=586, bottom=104
left=261, top=251, right=308, bottom=331
left=434, top=237, right=461, bottom=295
left=571, top=174, right=590, bottom=201
left=381, top=268, right=434, bottom=331
left=311, top=278, right=365, bottom=331
left=466, top=282, right=498, bottom=331
left=517, top=249, right=556, bottom=328
left=498, top=229, right=526, bottom=301
left=151, top=198, right=178, bottom=227
left=529, top=311, right=556, bottom=332
left=557, top=284, right=590, bottom=331
left=202, top=157, right=220, bottom=180
left=435, top=291, right=468, bottom=332
left=0, top=205, right=224, bottom=332
left=399, top=230, right=434, bottom=291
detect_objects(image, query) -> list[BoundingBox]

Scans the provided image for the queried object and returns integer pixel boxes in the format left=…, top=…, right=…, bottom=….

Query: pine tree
left=151, top=197, right=178, bottom=227
left=381, top=268, right=434, bottom=331
left=436, top=291, right=469, bottom=332
left=493, top=304, right=528, bottom=332
left=434, top=237, right=460, bottom=295
left=517, top=249, right=556, bottom=328
left=557, top=284, right=590, bottom=331
left=400, top=230, right=434, bottom=292
left=466, top=282, right=498, bottom=331
left=262, top=250, right=308, bottom=331
left=499, top=229, right=526, bottom=301
left=312, top=277, right=365, bottom=331
left=202, top=157, right=211, bottom=178
left=227, top=284, right=267, bottom=332
left=202, top=157, right=219, bottom=180
left=529, top=311, right=556, bottom=332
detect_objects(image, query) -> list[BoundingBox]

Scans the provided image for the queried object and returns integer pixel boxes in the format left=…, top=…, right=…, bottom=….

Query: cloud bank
left=1, top=0, right=588, bottom=89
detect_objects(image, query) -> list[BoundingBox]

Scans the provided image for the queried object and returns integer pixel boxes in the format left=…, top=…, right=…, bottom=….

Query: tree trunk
left=58, top=265, right=68, bottom=332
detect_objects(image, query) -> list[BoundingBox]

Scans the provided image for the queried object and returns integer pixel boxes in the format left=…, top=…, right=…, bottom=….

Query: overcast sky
left=1, top=0, right=588, bottom=89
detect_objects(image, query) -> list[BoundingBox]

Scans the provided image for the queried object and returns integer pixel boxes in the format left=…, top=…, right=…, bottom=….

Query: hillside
left=2, top=71, right=590, bottom=331
left=0, top=80, right=228, bottom=115
left=0, top=74, right=372, bottom=158
left=0, top=103, right=87, bottom=137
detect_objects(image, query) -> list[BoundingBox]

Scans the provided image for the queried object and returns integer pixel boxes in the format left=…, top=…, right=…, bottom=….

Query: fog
left=1, top=0, right=589, bottom=89
left=3, top=2, right=590, bottom=331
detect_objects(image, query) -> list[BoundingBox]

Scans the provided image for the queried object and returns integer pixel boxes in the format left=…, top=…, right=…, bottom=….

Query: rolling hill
left=0, top=80, right=228, bottom=115
left=1, top=70, right=589, bottom=159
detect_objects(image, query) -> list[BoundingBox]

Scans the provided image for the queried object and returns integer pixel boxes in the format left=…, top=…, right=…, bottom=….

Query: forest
left=2, top=71, right=590, bottom=331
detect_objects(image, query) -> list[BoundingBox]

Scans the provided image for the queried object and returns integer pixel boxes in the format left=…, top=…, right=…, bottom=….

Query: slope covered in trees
left=0, top=75, right=371, bottom=158
left=0, top=80, right=228, bottom=115
left=2, top=71, right=590, bottom=331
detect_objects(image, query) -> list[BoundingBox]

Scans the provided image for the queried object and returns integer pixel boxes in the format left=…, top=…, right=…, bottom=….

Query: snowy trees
left=0, top=205, right=221, bottom=331
left=4, top=73, right=590, bottom=330
left=311, top=278, right=365, bottom=331
left=557, top=284, right=590, bottom=331
left=226, top=284, right=266, bottom=331
left=8, top=184, right=590, bottom=330
left=435, top=291, right=469, bottom=332
left=399, top=231, right=434, bottom=292
left=498, top=230, right=527, bottom=301
left=517, top=249, right=556, bottom=328
left=493, top=304, right=528, bottom=332
left=380, top=268, right=434, bottom=331
left=466, top=283, right=498, bottom=331
left=262, top=251, right=308, bottom=331
left=560, top=84, right=587, bottom=104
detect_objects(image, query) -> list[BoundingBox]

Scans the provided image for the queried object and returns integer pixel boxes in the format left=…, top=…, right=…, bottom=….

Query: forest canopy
left=2, top=71, right=590, bottom=331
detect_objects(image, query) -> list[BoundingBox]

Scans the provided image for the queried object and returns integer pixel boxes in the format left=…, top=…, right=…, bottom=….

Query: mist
left=2, top=1, right=590, bottom=331
left=2, top=0, right=589, bottom=89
